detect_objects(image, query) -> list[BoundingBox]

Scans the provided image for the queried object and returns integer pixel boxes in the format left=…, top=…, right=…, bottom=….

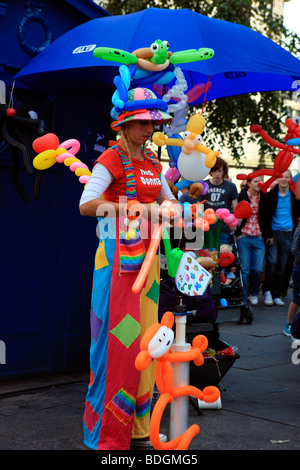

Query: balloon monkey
left=135, top=311, right=220, bottom=450
left=237, top=117, right=300, bottom=192
left=153, top=114, right=219, bottom=198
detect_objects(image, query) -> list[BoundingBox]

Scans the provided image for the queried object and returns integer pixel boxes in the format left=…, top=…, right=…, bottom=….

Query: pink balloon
left=59, top=138, right=80, bottom=155
left=224, top=214, right=236, bottom=225
left=216, top=208, right=230, bottom=219
left=165, top=167, right=180, bottom=183
left=186, top=82, right=212, bottom=103
left=229, top=218, right=239, bottom=227
left=79, top=175, right=90, bottom=184
left=70, top=161, right=89, bottom=171
left=56, top=152, right=73, bottom=163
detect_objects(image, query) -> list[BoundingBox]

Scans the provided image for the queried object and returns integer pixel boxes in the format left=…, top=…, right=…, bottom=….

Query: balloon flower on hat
left=135, top=311, right=220, bottom=450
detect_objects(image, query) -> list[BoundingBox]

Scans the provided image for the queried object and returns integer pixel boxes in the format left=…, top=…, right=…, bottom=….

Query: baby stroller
left=158, top=229, right=240, bottom=391
left=212, top=233, right=253, bottom=325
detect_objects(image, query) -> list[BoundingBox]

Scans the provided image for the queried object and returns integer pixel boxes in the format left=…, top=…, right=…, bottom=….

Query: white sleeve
left=157, top=172, right=177, bottom=204
left=79, top=163, right=114, bottom=206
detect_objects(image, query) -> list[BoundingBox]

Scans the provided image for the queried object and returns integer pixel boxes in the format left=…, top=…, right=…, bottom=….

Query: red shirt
left=96, top=146, right=162, bottom=204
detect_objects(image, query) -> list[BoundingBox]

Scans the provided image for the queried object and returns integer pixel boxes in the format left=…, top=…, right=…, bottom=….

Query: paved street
left=0, top=290, right=299, bottom=452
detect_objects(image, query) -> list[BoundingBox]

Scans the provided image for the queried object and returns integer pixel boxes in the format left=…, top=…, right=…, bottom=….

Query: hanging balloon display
left=237, top=118, right=300, bottom=192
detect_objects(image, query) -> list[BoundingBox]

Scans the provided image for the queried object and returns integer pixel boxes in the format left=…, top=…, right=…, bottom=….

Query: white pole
left=169, top=310, right=191, bottom=440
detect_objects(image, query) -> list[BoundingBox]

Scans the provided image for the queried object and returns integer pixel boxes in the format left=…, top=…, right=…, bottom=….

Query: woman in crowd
left=236, top=175, right=268, bottom=306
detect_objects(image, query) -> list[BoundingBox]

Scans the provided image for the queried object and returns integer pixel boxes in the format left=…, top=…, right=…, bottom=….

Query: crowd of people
left=178, top=159, right=300, bottom=340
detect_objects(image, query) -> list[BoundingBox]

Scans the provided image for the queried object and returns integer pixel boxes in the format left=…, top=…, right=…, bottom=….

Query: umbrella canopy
left=15, top=8, right=300, bottom=103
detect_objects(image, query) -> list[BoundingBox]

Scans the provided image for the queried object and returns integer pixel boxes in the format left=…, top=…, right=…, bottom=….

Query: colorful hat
left=111, top=87, right=172, bottom=131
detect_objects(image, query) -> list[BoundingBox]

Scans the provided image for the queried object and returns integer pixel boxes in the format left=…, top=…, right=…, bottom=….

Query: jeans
left=237, top=234, right=265, bottom=304
left=262, top=230, right=293, bottom=298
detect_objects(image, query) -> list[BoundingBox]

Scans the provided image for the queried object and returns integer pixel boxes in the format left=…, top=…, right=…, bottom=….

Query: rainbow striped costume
left=83, top=146, right=161, bottom=450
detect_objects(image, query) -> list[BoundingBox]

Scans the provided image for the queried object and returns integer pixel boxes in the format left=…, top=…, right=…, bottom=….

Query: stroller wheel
left=239, top=305, right=253, bottom=324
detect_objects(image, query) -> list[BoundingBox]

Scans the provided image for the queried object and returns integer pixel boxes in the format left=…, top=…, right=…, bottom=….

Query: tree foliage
left=98, top=0, right=300, bottom=162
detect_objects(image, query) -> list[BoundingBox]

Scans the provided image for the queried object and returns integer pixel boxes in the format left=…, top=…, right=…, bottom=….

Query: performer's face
left=125, top=120, right=157, bottom=146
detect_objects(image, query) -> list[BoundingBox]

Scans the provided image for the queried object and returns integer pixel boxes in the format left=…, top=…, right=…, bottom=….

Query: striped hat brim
left=111, top=108, right=172, bottom=131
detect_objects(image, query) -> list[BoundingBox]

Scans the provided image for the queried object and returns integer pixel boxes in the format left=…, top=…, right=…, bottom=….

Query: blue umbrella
left=15, top=7, right=300, bottom=103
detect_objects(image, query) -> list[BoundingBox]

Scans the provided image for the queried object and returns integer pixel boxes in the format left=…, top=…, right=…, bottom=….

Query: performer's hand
left=160, top=195, right=182, bottom=226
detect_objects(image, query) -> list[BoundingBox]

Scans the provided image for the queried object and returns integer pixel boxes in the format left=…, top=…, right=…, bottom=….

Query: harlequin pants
left=83, top=217, right=160, bottom=450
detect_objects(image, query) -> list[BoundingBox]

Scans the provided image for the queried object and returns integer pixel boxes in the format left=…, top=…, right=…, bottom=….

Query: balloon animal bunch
left=178, top=204, right=217, bottom=231
left=32, top=133, right=91, bottom=184
left=131, top=198, right=252, bottom=289
left=160, top=205, right=217, bottom=279
left=0, top=103, right=46, bottom=202
left=204, top=202, right=253, bottom=253
left=237, top=117, right=300, bottom=192
left=161, top=205, right=244, bottom=280
left=153, top=114, right=219, bottom=198
left=135, top=311, right=220, bottom=450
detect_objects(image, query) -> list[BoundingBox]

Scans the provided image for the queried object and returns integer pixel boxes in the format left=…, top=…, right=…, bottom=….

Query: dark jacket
left=292, top=224, right=300, bottom=268
left=236, top=189, right=269, bottom=239
left=264, top=187, right=300, bottom=238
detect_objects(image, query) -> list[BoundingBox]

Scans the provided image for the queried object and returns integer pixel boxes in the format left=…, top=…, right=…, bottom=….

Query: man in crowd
left=179, top=156, right=238, bottom=244
left=262, top=170, right=300, bottom=306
